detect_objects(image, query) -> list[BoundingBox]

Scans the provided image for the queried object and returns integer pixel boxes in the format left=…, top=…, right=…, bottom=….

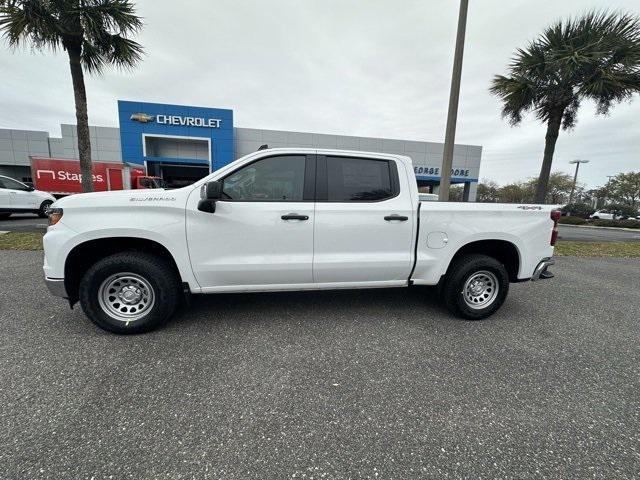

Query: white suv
left=0, top=174, right=56, bottom=219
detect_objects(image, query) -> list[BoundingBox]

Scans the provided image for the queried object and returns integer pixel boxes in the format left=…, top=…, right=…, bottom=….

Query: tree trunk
left=67, top=47, right=93, bottom=193
left=534, top=111, right=563, bottom=204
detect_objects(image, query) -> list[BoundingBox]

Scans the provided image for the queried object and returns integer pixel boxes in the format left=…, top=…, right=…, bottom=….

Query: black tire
left=0, top=213, right=11, bottom=220
left=79, top=252, right=181, bottom=334
left=442, top=254, right=509, bottom=320
left=38, top=200, right=53, bottom=218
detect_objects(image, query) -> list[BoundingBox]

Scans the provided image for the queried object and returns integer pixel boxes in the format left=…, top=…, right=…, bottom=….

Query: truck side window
left=326, top=156, right=393, bottom=201
left=222, top=155, right=306, bottom=202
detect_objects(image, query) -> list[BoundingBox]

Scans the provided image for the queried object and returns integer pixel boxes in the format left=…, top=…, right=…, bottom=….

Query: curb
left=559, top=224, right=640, bottom=232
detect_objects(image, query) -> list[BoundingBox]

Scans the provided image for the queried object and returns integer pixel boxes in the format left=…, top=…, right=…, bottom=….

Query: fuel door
left=427, top=231, right=449, bottom=249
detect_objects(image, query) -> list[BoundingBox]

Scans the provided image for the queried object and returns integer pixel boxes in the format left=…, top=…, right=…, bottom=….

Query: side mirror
left=197, top=180, right=223, bottom=213
left=26, top=186, right=35, bottom=192
left=203, top=181, right=223, bottom=200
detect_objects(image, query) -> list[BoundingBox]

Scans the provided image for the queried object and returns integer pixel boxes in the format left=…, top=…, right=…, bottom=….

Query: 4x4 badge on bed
left=517, top=205, right=542, bottom=210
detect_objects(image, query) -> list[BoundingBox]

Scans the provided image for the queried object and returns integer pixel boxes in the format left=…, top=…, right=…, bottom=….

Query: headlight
left=48, top=208, right=63, bottom=226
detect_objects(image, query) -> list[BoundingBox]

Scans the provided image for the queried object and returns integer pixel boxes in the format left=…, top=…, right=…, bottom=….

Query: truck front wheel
left=442, top=254, right=509, bottom=320
left=79, top=252, right=180, bottom=334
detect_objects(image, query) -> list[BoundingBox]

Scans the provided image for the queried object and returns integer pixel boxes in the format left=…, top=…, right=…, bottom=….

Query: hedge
left=557, top=217, right=640, bottom=228
left=559, top=216, right=587, bottom=225
left=591, top=219, right=640, bottom=229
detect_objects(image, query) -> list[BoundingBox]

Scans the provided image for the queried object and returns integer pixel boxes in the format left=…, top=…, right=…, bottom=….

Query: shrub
left=559, top=216, right=587, bottom=225
left=602, top=203, right=639, bottom=219
left=617, top=220, right=640, bottom=228
left=591, top=219, right=640, bottom=229
left=561, top=203, right=595, bottom=218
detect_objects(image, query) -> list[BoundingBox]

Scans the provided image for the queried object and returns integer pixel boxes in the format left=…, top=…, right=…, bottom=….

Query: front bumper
left=531, top=258, right=555, bottom=281
left=45, top=277, right=68, bottom=298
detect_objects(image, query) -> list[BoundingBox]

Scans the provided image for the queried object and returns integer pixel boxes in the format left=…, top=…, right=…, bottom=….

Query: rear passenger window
left=326, top=157, right=394, bottom=201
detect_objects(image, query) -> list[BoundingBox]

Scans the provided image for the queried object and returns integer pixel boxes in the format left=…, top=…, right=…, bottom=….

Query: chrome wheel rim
left=98, top=272, right=155, bottom=322
left=462, top=270, right=499, bottom=310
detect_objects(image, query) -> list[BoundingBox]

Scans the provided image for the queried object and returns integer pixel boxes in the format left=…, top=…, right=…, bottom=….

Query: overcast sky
left=1, top=0, right=639, bottom=188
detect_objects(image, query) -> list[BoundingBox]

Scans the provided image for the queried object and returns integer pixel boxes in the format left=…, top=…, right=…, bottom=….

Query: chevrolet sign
left=157, top=115, right=221, bottom=128
left=130, top=113, right=222, bottom=128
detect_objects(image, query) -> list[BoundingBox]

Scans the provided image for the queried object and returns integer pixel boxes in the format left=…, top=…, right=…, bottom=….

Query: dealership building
left=0, top=100, right=482, bottom=200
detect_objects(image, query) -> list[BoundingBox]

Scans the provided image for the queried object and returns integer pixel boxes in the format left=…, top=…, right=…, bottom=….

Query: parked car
left=43, top=148, right=558, bottom=334
left=0, top=174, right=56, bottom=219
left=588, top=209, right=639, bottom=220
left=589, top=210, right=616, bottom=220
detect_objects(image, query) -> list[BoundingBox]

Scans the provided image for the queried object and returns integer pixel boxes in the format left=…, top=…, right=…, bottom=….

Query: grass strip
left=555, top=241, right=640, bottom=258
left=0, top=232, right=44, bottom=251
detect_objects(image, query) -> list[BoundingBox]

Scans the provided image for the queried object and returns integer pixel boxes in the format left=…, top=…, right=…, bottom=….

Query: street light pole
left=568, top=159, right=589, bottom=205
left=439, top=0, right=469, bottom=201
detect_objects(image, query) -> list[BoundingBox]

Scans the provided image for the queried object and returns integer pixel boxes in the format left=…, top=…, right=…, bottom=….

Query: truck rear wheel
left=79, top=252, right=180, bottom=334
left=442, top=254, right=509, bottom=320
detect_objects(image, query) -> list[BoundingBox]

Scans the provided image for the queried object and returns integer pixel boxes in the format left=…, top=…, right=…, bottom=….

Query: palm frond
left=0, top=0, right=61, bottom=49
left=0, top=0, right=144, bottom=71
left=489, top=74, right=537, bottom=126
left=491, top=9, right=640, bottom=129
left=82, top=31, right=142, bottom=72
left=80, top=0, right=143, bottom=37
left=80, top=38, right=107, bottom=73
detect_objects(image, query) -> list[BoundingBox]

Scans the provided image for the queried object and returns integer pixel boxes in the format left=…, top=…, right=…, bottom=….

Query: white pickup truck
left=43, top=148, right=558, bottom=334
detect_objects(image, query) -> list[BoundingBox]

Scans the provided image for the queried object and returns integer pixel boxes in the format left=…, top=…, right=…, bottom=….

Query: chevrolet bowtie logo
left=130, top=113, right=155, bottom=123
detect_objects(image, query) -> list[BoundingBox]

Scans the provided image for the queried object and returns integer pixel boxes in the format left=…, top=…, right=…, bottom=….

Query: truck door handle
left=384, top=215, right=408, bottom=221
left=281, top=214, right=309, bottom=221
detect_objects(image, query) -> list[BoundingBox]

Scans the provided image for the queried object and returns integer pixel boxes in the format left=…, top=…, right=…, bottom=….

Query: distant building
left=0, top=100, right=481, bottom=200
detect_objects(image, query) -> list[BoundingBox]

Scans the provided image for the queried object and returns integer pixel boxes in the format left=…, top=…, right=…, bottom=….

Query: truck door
left=186, top=154, right=315, bottom=290
left=313, top=155, right=415, bottom=284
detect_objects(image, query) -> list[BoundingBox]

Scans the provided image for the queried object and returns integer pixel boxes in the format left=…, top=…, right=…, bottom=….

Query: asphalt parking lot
left=558, top=224, right=640, bottom=243
left=0, top=213, right=48, bottom=232
left=1, top=251, right=638, bottom=479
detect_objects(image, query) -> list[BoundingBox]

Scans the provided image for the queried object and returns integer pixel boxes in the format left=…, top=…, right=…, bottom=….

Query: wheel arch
left=446, top=239, right=521, bottom=282
left=64, top=237, right=184, bottom=305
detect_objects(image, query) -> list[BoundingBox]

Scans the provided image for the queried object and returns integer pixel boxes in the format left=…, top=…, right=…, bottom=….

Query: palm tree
left=0, top=0, right=143, bottom=192
left=490, top=11, right=640, bottom=204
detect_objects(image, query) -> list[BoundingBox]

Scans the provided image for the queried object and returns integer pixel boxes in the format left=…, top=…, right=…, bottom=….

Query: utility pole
left=439, top=0, right=469, bottom=201
left=568, top=159, right=589, bottom=204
